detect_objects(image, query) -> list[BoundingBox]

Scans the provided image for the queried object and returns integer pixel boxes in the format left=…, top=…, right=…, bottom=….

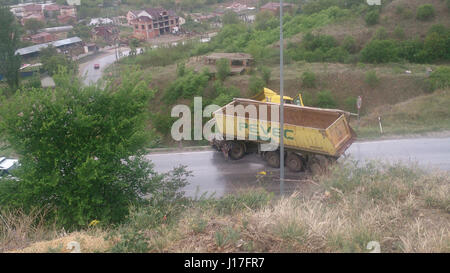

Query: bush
left=216, top=59, right=230, bottom=82
left=424, top=27, right=450, bottom=61
left=249, top=75, right=265, bottom=95
left=394, top=26, right=405, bottom=40
left=416, top=4, right=435, bottom=21
left=344, top=96, right=357, bottom=112
left=314, top=90, right=337, bottom=108
left=0, top=68, right=191, bottom=229
left=365, top=9, right=379, bottom=26
left=301, top=71, right=316, bottom=88
left=360, top=39, right=399, bottom=63
left=259, top=66, right=272, bottom=85
left=428, top=67, right=450, bottom=90
left=373, top=27, right=388, bottom=40
left=365, top=70, right=380, bottom=87
left=163, top=69, right=210, bottom=104
left=342, top=36, right=357, bottom=54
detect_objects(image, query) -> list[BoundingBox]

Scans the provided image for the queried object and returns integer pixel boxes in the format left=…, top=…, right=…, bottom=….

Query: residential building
left=60, top=5, right=77, bottom=17
left=30, top=32, right=54, bottom=44
left=130, top=8, right=180, bottom=41
left=260, top=2, right=294, bottom=15
left=92, top=26, right=118, bottom=43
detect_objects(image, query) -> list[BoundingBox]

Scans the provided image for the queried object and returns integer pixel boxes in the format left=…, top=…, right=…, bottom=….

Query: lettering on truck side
left=238, top=122, right=294, bottom=141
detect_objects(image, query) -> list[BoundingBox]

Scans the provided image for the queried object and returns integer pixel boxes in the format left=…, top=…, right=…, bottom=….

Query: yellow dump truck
left=210, top=98, right=356, bottom=172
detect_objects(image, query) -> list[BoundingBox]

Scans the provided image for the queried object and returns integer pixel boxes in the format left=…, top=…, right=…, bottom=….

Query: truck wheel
left=286, top=153, right=303, bottom=172
left=266, top=151, right=280, bottom=168
left=229, top=141, right=245, bottom=160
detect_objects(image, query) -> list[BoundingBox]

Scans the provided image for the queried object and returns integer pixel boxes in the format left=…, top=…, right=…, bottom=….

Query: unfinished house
left=130, top=8, right=180, bottom=41
left=189, top=53, right=253, bottom=76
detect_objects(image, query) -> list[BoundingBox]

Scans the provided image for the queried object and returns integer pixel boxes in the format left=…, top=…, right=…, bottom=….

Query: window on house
left=141, top=25, right=145, bottom=29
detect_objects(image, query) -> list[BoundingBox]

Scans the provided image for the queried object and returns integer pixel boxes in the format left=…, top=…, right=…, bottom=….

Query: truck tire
left=266, top=151, right=280, bottom=168
left=286, top=153, right=303, bottom=172
left=229, top=141, right=246, bottom=160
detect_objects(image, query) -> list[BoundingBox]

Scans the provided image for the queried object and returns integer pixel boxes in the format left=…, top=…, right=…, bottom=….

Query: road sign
left=357, top=96, right=362, bottom=110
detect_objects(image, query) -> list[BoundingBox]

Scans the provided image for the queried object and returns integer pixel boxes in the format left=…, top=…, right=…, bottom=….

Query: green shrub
left=360, top=39, right=399, bottom=63
left=301, top=71, right=317, bottom=88
left=216, top=58, right=230, bottom=82
left=0, top=68, right=190, bottom=229
left=365, top=9, right=379, bottom=26
left=365, top=70, right=380, bottom=87
left=249, top=75, right=265, bottom=95
left=428, top=67, right=450, bottom=90
left=394, top=26, right=405, bottom=40
left=163, top=69, right=210, bottom=104
left=260, top=66, right=272, bottom=85
left=314, top=90, right=337, bottom=108
left=416, top=4, right=435, bottom=21
left=342, top=36, right=357, bottom=54
left=109, top=229, right=149, bottom=253
left=344, top=96, right=357, bottom=112
left=373, top=27, right=388, bottom=40
left=424, top=29, right=450, bottom=62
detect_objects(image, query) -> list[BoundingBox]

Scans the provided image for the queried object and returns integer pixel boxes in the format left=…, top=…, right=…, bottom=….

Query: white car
left=0, top=157, right=19, bottom=178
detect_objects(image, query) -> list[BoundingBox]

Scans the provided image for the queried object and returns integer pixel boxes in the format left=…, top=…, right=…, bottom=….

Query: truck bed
left=213, top=99, right=356, bottom=158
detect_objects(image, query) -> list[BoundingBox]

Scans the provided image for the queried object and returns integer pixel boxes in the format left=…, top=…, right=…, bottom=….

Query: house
left=130, top=8, right=180, bottom=41
left=15, top=37, right=84, bottom=59
left=92, top=26, right=118, bottom=42
left=60, top=5, right=77, bottom=17
left=22, top=13, right=46, bottom=25
left=66, top=0, right=81, bottom=5
left=260, top=2, right=294, bottom=15
left=58, top=14, right=76, bottom=25
left=44, top=4, right=60, bottom=18
left=189, top=52, right=253, bottom=75
left=23, top=4, right=43, bottom=16
left=30, top=32, right=54, bottom=44
left=127, top=10, right=141, bottom=25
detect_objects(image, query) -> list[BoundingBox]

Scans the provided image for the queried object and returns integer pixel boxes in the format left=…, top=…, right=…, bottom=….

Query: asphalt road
left=79, top=48, right=131, bottom=86
left=146, top=137, right=450, bottom=197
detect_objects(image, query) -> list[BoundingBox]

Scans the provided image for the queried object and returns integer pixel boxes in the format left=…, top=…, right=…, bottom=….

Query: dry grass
left=3, top=162, right=449, bottom=253
left=357, top=88, right=450, bottom=137
left=0, top=208, right=61, bottom=253
left=110, top=162, right=449, bottom=253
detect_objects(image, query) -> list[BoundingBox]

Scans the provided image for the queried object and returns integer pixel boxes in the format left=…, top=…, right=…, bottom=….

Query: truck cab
left=250, top=88, right=304, bottom=106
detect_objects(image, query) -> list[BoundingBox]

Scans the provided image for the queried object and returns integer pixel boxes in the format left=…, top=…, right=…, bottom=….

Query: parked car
left=94, top=64, right=100, bottom=69
left=0, top=157, right=19, bottom=179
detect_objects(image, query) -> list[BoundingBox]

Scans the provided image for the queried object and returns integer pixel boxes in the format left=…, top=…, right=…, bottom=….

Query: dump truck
left=210, top=98, right=356, bottom=172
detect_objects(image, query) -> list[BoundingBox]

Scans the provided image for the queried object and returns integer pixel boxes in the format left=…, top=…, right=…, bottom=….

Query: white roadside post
left=357, top=95, right=362, bottom=127
left=279, top=0, right=285, bottom=196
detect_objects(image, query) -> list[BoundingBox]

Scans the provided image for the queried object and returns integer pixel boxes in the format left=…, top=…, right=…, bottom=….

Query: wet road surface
left=146, top=137, right=450, bottom=197
left=79, top=48, right=130, bottom=86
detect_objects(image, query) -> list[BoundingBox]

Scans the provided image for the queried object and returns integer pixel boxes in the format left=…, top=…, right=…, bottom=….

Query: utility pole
left=279, top=0, right=285, bottom=196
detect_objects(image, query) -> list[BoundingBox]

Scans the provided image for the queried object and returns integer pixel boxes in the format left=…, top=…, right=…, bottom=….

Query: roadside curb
left=147, top=146, right=212, bottom=154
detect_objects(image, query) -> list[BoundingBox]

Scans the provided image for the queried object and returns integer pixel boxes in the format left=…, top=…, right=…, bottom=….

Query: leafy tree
left=314, top=90, right=337, bottom=108
left=0, top=6, right=22, bottom=90
left=0, top=67, right=189, bottom=229
left=342, top=36, right=357, bottom=54
left=416, top=4, right=435, bottom=21
left=24, top=18, right=45, bottom=34
left=301, top=71, right=316, bottom=88
left=365, top=9, right=379, bottom=26
left=360, top=39, right=399, bottom=63
left=222, top=10, right=240, bottom=25
left=249, top=75, right=265, bottom=95
left=40, top=47, right=78, bottom=76
left=260, top=66, right=272, bottom=85
left=216, top=58, right=230, bottom=82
